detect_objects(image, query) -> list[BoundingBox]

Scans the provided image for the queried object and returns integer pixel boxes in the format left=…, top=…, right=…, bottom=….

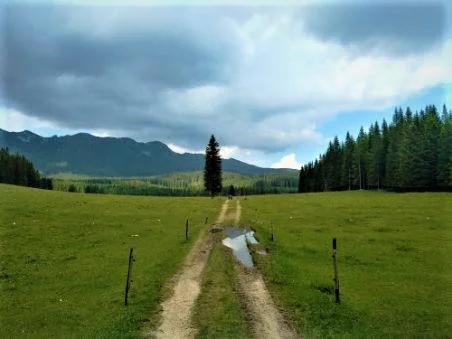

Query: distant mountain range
left=0, top=129, right=296, bottom=177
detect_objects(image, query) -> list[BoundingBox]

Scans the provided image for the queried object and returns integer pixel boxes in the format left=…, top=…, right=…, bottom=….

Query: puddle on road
left=222, top=227, right=259, bottom=268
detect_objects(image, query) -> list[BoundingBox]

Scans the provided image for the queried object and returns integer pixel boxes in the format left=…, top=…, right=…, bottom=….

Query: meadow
left=241, top=191, right=452, bottom=338
left=0, top=184, right=220, bottom=338
left=2, top=184, right=451, bottom=338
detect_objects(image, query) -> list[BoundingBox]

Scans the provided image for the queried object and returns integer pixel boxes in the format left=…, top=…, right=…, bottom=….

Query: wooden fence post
left=186, top=219, right=189, bottom=240
left=124, top=248, right=134, bottom=306
left=332, top=238, right=340, bottom=304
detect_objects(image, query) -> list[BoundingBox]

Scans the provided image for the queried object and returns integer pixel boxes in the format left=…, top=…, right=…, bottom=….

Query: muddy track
left=149, top=199, right=230, bottom=339
left=234, top=199, right=241, bottom=225
left=217, top=199, right=230, bottom=224
left=235, top=200, right=300, bottom=339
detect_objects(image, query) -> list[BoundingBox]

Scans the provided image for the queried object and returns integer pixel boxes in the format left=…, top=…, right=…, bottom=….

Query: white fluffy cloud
left=220, top=146, right=240, bottom=159
left=167, top=143, right=239, bottom=159
left=0, top=107, right=113, bottom=138
left=228, top=12, right=452, bottom=113
left=167, top=143, right=203, bottom=154
left=154, top=11, right=451, bottom=152
left=271, top=153, right=302, bottom=169
left=0, top=108, right=55, bottom=131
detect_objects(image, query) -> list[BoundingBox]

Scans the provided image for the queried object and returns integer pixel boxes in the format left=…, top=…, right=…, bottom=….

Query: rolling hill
left=0, top=129, right=296, bottom=177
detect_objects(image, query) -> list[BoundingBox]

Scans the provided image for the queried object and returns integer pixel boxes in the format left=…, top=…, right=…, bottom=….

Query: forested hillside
left=299, top=105, right=452, bottom=192
left=0, top=148, right=53, bottom=189
left=0, top=129, right=294, bottom=176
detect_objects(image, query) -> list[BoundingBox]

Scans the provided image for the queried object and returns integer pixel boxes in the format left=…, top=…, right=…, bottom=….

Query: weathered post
left=124, top=248, right=134, bottom=306
left=185, top=218, right=189, bottom=240
left=332, top=238, right=340, bottom=304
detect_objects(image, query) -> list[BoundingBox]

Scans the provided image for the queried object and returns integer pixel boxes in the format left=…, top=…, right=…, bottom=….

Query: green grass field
left=0, top=184, right=220, bottom=338
left=2, top=185, right=451, bottom=338
left=241, top=191, right=452, bottom=338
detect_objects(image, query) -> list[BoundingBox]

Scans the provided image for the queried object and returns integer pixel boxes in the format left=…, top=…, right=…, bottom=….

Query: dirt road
left=148, top=198, right=298, bottom=338
left=150, top=199, right=230, bottom=339
left=235, top=199, right=299, bottom=339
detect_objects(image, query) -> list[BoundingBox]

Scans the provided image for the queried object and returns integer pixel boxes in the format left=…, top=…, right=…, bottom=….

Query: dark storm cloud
left=2, top=5, right=237, bottom=125
left=0, top=3, right=450, bottom=153
left=4, top=5, right=233, bottom=83
left=300, top=2, right=446, bottom=55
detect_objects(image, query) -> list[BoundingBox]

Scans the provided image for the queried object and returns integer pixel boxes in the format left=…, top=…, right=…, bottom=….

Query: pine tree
left=341, top=132, right=356, bottom=190
left=315, top=156, right=326, bottom=191
left=0, top=148, right=8, bottom=183
left=386, top=109, right=404, bottom=188
left=438, top=105, right=452, bottom=188
left=381, top=119, right=389, bottom=188
left=204, top=135, right=222, bottom=196
left=368, top=122, right=383, bottom=189
left=331, top=136, right=342, bottom=190
left=298, top=166, right=306, bottom=192
left=417, top=105, right=441, bottom=188
left=324, top=141, right=334, bottom=191
left=398, top=108, right=417, bottom=188
left=355, top=127, right=368, bottom=189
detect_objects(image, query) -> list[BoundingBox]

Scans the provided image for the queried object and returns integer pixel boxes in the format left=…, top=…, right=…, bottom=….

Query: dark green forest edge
left=2, top=104, right=451, bottom=195
left=299, top=104, right=452, bottom=192
left=0, top=148, right=53, bottom=190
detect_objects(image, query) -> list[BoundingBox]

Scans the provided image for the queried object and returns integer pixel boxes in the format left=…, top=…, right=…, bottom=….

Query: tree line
left=0, top=148, right=53, bottom=190
left=298, top=104, right=452, bottom=193
left=51, top=172, right=298, bottom=196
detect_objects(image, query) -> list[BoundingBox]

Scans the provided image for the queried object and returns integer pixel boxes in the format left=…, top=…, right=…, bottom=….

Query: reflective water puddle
left=222, top=227, right=259, bottom=268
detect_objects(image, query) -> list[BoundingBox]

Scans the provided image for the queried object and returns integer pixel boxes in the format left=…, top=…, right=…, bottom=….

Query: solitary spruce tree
left=204, top=135, right=222, bottom=196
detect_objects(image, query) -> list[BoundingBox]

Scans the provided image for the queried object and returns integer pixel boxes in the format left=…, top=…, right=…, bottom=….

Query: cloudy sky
left=1, top=0, right=451, bottom=169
